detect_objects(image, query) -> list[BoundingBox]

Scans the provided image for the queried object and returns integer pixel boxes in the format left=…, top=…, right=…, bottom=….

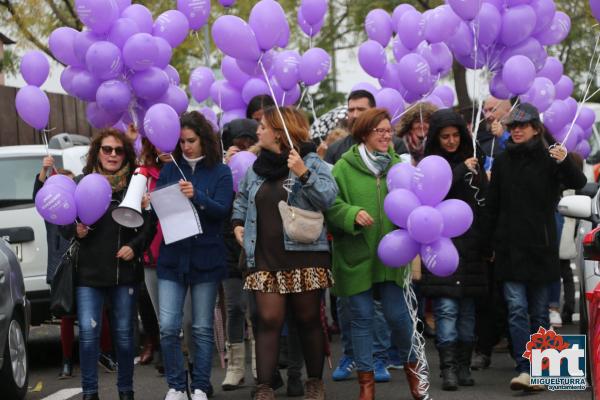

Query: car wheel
left=0, top=315, right=28, bottom=400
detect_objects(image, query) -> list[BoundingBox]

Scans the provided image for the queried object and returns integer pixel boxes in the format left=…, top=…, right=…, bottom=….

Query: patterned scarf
left=358, top=143, right=392, bottom=176
left=94, top=164, right=130, bottom=193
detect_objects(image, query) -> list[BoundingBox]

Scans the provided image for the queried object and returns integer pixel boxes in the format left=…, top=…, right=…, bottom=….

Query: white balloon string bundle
left=472, top=97, right=484, bottom=159
left=258, top=58, right=294, bottom=149
left=465, top=171, right=486, bottom=207
left=297, top=85, right=309, bottom=108
left=306, top=91, right=324, bottom=143
left=169, top=153, right=188, bottom=181
left=402, top=268, right=431, bottom=398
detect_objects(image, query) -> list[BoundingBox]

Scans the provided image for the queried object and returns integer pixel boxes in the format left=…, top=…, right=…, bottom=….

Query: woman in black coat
left=484, top=103, right=586, bottom=391
left=422, top=109, right=488, bottom=391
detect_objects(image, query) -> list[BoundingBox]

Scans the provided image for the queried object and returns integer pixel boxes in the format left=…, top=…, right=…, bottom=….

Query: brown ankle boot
left=357, top=371, right=375, bottom=400
left=304, top=378, right=325, bottom=400
left=139, top=335, right=157, bottom=365
left=254, top=384, right=275, bottom=400
left=403, top=362, right=431, bottom=400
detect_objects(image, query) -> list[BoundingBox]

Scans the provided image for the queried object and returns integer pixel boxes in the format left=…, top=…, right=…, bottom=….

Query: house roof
left=0, top=32, right=16, bottom=45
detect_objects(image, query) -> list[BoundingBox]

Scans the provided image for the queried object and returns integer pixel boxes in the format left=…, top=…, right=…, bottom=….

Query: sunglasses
left=507, top=122, right=531, bottom=131
left=100, top=145, right=125, bottom=156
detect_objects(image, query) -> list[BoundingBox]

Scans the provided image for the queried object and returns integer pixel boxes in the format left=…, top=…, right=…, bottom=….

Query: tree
left=0, top=47, right=18, bottom=77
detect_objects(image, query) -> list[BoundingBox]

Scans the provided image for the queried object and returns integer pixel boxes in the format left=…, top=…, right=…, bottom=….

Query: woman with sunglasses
left=60, top=129, right=155, bottom=400
left=155, top=111, right=233, bottom=400
left=483, top=103, right=586, bottom=391
left=326, top=108, right=430, bottom=400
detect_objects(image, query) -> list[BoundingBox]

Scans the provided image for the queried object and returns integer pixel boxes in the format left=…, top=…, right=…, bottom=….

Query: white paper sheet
left=150, top=183, right=202, bottom=244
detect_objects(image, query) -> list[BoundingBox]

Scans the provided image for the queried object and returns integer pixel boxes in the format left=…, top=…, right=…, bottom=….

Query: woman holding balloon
left=325, top=108, right=429, bottom=400
left=154, top=111, right=233, bottom=400
left=483, top=103, right=586, bottom=391
left=421, top=109, right=488, bottom=391
left=60, top=129, right=154, bottom=400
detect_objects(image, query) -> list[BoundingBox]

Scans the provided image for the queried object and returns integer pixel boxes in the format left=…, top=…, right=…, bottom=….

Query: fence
left=0, top=85, right=97, bottom=147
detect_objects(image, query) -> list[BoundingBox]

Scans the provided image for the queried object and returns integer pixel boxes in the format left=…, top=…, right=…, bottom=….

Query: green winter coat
left=325, top=145, right=409, bottom=297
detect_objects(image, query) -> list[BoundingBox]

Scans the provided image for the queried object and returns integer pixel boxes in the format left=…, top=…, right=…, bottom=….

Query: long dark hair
left=83, top=129, right=137, bottom=175
left=174, top=111, right=222, bottom=168
left=424, top=109, right=473, bottom=161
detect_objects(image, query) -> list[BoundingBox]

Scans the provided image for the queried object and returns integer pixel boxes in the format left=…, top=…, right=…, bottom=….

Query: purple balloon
left=358, top=40, right=387, bottom=78
left=592, top=0, right=600, bottom=23
left=488, top=73, right=511, bottom=100
left=448, top=0, right=481, bottom=20
left=500, top=37, right=546, bottom=71
left=220, top=109, right=247, bottom=129
left=220, top=0, right=235, bottom=6
left=474, top=3, right=502, bottom=46
left=276, top=83, right=301, bottom=107
left=71, top=70, right=101, bottom=101
left=421, top=237, right=459, bottom=277
left=391, top=37, right=410, bottom=63
left=502, top=55, right=535, bottom=95
left=177, top=0, right=210, bottom=30
left=164, top=65, right=180, bottom=86
left=554, top=75, right=573, bottom=100
left=154, top=37, right=173, bottom=70
left=446, top=22, right=474, bottom=57
left=300, top=0, right=327, bottom=25
left=35, top=185, right=77, bottom=225
left=392, top=4, right=416, bottom=32
left=519, top=77, right=555, bottom=112
left=365, top=9, right=393, bottom=47
left=299, top=48, right=331, bottom=86
left=538, top=56, right=563, bottom=84
left=297, top=9, right=324, bottom=37
left=531, top=0, right=556, bottom=34
left=543, top=100, right=569, bottom=135
left=49, top=27, right=81, bottom=67
left=411, top=155, right=452, bottom=206
left=436, top=199, right=473, bottom=238
left=387, top=163, right=416, bottom=191
left=85, top=41, right=123, bottom=80
left=200, top=107, right=218, bottom=131
left=535, top=11, right=570, bottom=46
left=20, top=51, right=50, bottom=87
left=273, top=51, right=301, bottom=91
left=75, top=173, right=112, bottom=225
left=86, top=102, right=122, bottom=129
left=131, top=67, right=170, bottom=100
left=45, top=175, right=77, bottom=194
left=221, top=56, right=252, bottom=90
left=212, top=16, right=261, bottom=61
left=398, top=54, right=432, bottom=96
left=425, top=5, right=460, bottom=44
left=115, top=0, right=131, bottom=12
left=242, top=78, right=270, bottom=104
left=144, top=104, right=180, bottom=153
left=60, top=66, right=81, bottom=95
left=123, top=33, right=158, bottom=71
left=432, top=85, right=455, bottom=107
left=121, top=4, right=154, bottom=34
left=384, top=188, right=421, bottom=229
left=153, top=10, right=190, bottom=48
left=417, top=42, right=453, bottom=76
left=564, top=97, right=578, bottom=122
left=75, top=0, right=119, bottom=34
left=96, top=80, right=131, bottom=114
left=112, top=119, right=128, bottom=133
left=228, top=151, right=257, bottom=192
left=189, top=66, right=215, bottom=103
left=108, top=18, right=140, bottom=49
left=351, top=82, right=379, bottom=97
left=407, top=205, right=444, bottom=244
left=576, top=107, right=596, bottom=131
left=278, top=15, right=291, bottom=48
left=249, top=0, right=289, bottom=51
left=379, top=63, right=401, bottom=91
left=576, top=140, right=591, bottom=159
left=423, top=94, right=445, bottom=109
left=16, top=86, right=49, bottom=130
left=500, top=5, right=537, bottom=47
left=555, top=124, right=583, bottom=152
left=397, top=9, right=424, bottom=50
left=375, top=88, right=404, bottom=120
left=210, top=80, right=245, bottom=111
left=157, top=85, right=189, bottom=115
left=378, top=229, right=420, bottom=268
left=73, top=30, right=104, bottom=66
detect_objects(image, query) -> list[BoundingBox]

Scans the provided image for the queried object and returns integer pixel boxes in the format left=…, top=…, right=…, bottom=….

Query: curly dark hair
left=174, top=111, right=222, bottom=168
left=83, top=129, right=137, bottom=175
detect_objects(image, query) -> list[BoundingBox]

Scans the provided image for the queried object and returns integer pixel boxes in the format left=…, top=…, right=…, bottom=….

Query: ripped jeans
left=76, top=285, right=138, bottom=394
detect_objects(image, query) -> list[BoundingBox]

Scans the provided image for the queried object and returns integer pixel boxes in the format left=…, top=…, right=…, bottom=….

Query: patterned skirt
left=244, top=267, right=333, bottom=294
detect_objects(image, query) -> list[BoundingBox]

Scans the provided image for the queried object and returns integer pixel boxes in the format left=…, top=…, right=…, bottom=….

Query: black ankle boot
left=438, top=343, right=458, bottom=391
left=82, top=394, right=99, bottom=400
left=457, top=342, right=475, bottom=386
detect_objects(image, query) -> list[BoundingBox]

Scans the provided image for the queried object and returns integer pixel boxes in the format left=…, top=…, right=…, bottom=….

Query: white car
left=0, top=133, right=89, bottom=325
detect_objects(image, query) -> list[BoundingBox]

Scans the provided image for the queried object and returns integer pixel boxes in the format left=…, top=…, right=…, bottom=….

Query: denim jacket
left=232, top=152, right=338, bottom=269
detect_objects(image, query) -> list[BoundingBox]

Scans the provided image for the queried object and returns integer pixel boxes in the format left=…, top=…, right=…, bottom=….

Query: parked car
left=0, top=133, right=89, bottom=325
left=0, top=237, right=30, bottom=400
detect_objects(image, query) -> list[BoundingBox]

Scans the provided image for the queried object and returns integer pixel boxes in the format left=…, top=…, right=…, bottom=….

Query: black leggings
left=254, top=290, right=325, bottom=385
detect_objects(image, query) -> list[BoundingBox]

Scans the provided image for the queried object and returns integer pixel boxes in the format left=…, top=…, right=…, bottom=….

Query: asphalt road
left=24, top=323, right=592, bottom=400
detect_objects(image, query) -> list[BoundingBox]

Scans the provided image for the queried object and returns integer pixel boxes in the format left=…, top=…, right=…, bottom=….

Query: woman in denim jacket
left=232, top=106, right=337, bottom=400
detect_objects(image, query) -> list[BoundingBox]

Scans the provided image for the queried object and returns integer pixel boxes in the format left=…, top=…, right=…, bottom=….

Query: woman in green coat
left=326, top=108, right=429, bottom=400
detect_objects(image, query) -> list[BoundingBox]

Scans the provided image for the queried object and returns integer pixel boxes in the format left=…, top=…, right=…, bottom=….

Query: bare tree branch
left=45, top=0, right=76, bottom=28
left=61, top=0, right=80, bottom=28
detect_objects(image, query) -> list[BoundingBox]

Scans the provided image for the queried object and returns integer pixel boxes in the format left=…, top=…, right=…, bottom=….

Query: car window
left=0, top=156, right=63, bottom=205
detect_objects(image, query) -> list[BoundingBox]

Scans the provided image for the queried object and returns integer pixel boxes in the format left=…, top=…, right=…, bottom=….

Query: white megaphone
left=112, top=167, right=149, bottom=228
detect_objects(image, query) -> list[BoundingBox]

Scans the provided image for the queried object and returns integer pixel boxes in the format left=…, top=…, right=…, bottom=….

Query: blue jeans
left=432, top=297, right=476, bottom=346
left=158, top=279, right=218, bottom=392
left=337, top=297, right=390, bottom=361
left=76, top=285, right=138, bottom=395
left=503, top=281, right=550, bottom=373
left=347, top=282, right=416, bottom=372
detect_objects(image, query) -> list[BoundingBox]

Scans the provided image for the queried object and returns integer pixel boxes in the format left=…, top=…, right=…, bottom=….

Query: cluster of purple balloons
left=35, top=173, right=112, bottom=226
left=16, top=51, right=51, bottom=130
left=228, top=151, right=258, bottom=192
left=190, top=0, right=330, bottom=126
left=377, top=156, right=473, bottom=278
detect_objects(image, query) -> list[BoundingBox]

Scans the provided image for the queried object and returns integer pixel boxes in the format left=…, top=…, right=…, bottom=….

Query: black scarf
left=253, top=141, right=317, bottom=180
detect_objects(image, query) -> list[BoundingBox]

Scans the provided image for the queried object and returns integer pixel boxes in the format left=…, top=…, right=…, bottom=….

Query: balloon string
left=281, top=91, right=286, bottom=107
left=306, top=91, right=323, bottom=143
left=258, top=59, right=294, bottom=149
left=297, top=86, right=308, bottom=109
left=465, top=171, right=486, bottom=206
left=472, top=97, right=484, bottom=158
left=170, top=154, right=188, bottom=181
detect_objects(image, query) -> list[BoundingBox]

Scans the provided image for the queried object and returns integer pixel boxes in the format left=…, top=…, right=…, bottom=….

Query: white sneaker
left=164, top=388, right=187, bottom=400
left=191, top=389, right=208, bottom=400
left=549, top=309, right=563, bottom=327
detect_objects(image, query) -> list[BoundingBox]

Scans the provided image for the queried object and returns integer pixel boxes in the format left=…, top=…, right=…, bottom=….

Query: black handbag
left=50, top=241, right=79, bottom=318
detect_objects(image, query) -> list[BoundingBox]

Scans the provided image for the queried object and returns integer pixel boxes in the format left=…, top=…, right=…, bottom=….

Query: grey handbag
left=278, top=200, right=324, bottom=244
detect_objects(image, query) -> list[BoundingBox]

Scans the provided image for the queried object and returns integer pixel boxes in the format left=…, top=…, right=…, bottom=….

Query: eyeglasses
left=372, top=128, right=393, bottom=136
left=507, top=122, right=531, bottom=131
left=100, top=145, right=125, bottom=156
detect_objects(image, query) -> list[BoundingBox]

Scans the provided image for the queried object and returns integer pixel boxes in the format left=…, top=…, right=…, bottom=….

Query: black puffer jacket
left=483, top=135, right=586, bottom=283
left=60, top=174, right=155, bottom=287
left=420, top=109, right=489, bottom=298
